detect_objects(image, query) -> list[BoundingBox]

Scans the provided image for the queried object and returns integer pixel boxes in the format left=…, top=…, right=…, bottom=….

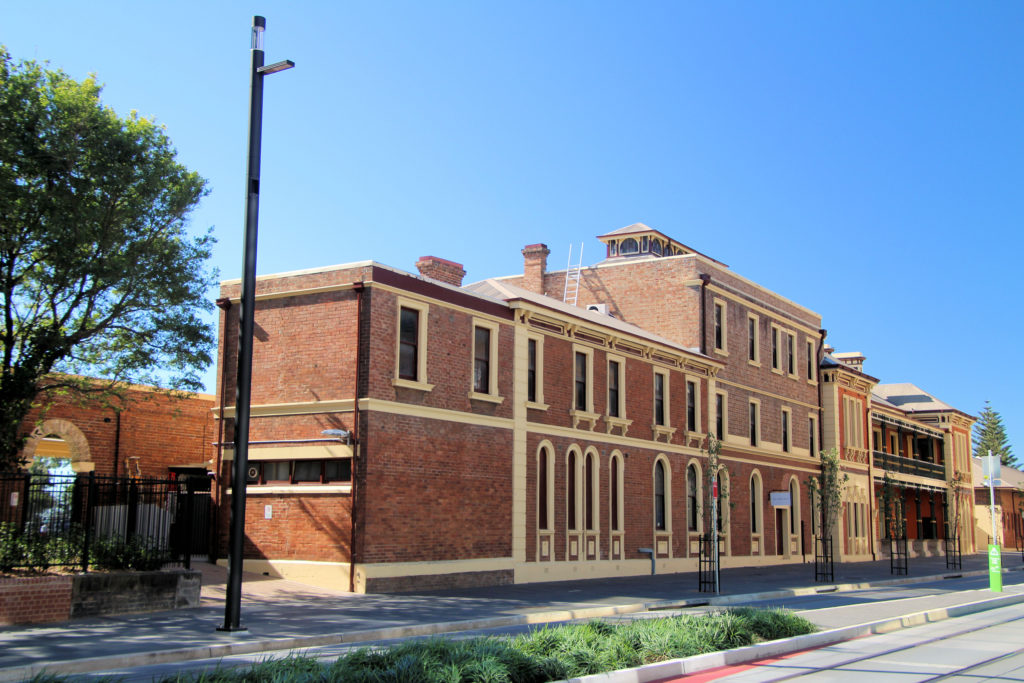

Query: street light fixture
left=220, top=15, right=293, bottom=633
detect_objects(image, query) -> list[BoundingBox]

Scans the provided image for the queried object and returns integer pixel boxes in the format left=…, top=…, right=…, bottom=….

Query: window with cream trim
left=393, top=298, right=432, bottom=391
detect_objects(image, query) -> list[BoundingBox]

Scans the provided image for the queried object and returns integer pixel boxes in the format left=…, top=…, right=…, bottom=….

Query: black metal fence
left=0, top=472, right=210, bottom=572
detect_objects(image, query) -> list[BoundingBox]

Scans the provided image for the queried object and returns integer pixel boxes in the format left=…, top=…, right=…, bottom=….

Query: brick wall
left=18, top=387, right=216, bottom=478
left=0, top=575, right=71, bottom=625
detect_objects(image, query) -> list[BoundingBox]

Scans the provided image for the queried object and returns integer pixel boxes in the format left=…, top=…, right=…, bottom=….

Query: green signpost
left=989, top=544, right=1003, bottom=592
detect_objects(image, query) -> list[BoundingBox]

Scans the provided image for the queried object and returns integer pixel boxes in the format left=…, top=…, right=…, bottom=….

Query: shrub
left=90, top=536, right=167, bottom=571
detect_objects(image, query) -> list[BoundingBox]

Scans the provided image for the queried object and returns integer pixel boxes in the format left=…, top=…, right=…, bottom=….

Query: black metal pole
left=221, top=16, right=267, bottom=633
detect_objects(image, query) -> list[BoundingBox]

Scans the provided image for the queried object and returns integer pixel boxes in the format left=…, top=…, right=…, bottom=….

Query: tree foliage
left=0, top=48, right=215, bottom=470
left=973, top=400, right=1016, bottom=468
left=807, top=448, right=847, bottom=540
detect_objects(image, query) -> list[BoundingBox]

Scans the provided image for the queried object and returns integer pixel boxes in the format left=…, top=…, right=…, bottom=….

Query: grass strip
left=122, top=608, right=817, bottom=683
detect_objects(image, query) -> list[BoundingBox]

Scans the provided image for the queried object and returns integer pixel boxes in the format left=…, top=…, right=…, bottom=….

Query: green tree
left=973, top=400, right=1017, bottom=468
left=0, top=48, right=215, bottom=471
left=807, top=448, right=847, bottom=541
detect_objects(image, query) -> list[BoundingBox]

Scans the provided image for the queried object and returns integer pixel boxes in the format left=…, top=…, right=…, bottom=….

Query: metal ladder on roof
left=563, top=243, right=583, bottom=306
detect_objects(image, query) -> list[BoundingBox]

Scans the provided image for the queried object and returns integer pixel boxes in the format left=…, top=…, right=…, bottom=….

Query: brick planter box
left=0, top=569, right=200, bottom=625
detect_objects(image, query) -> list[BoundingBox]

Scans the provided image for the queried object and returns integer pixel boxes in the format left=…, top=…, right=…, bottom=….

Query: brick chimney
left=522, top=243, right=549, bottom=294
left=416, top=256, right=466, bottom=287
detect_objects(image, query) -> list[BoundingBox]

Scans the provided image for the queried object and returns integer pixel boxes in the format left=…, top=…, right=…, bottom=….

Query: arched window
left=537, top=445, right=552, bottom=531
left=687, top=463, right=699, bottom=532
left=610, top=453, right=623, bottom=532
left=654, top=460, right=666, bottom=531
left=750, top=472, right=762, bottom=534
left=567, top=449, right=578, bottom=531
left=584, top=450, right=597, bottom=531
left=620, top=238, right=639, bottom=255
left=789, top=478, right=800, bottom=536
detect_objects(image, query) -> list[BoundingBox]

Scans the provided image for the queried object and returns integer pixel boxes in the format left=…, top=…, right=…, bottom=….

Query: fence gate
left=890, top=536, right=908, bottom=575
left=698, top=534, right=719, bottom=593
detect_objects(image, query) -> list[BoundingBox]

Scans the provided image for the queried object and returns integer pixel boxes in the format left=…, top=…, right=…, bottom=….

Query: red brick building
left=214, top=223, right=978, bottom=592
left=17, top=384, right=216, bottom=478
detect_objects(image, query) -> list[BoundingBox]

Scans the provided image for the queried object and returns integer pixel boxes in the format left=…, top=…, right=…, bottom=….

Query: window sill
left=770, top=367, right=783, bottom=375
left=570, top=409, right=600, bottom=431
left=806, top=379, right=818, bottom=386
left=393, top=378, right=435, bottom=392
left=230, top=484, right=352, bottom=495
left=748, top=360, right=761, bottom=368
left=652, top=424, right=676, bottom=443
left=469, top=391, right=504, bottom=405
left=605, top=415, right=632, bottom=436
left=713, top=348, right=729, bottom=357
left=526, top=401, right=550, bottom=411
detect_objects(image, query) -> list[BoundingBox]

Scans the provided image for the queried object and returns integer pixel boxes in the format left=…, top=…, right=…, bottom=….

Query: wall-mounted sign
left=770, top=491, right=791, bottom=507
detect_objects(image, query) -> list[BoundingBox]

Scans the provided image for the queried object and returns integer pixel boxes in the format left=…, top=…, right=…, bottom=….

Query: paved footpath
left=1, top=551, right=1021, bottom=681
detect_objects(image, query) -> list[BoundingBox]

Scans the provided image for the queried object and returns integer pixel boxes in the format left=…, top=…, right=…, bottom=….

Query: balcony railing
left=872, top=451, right=946, bottom=481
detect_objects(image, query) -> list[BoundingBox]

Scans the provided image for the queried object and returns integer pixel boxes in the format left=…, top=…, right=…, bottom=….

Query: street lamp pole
left=221, top=15, right=293, bottom=633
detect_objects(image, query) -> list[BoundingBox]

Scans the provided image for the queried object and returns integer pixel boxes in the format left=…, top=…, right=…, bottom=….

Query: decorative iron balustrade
left=872, top=450, right=946, bottom=480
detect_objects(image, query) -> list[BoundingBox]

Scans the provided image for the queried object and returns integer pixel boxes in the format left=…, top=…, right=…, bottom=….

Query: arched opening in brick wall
left=20, top=419, right=94, bottom=473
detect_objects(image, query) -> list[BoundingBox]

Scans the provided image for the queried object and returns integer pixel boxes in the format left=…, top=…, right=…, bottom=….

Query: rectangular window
left=748, top=315, right=759, bottom=363
left=787, top=334, right=795, bottom=375
left=686, top=380, right=697, bottom=432
left=806, top=340, right=815, bottom=381
left=575, top=352, right=588, bottom=411
left=608, top=360, right=620, bottom=418
left=713, top=301, right=725, bottom=351
left=749, top=401, right=759, bottom=447
left=527, top=338, right=537, bottom=403
left=771, top=327, right=779, bottom=370
left=810, top=417, right=818, bottom=457
left=782, top=409, right=790, bottom=453
left=474, top=326, right=491, bottom=394
left=394, top=298, right=431, bottom=390
left=654, top=372, right=666, bottom=426
left=398, top=307, right=419, bottom=380
left=252, top=459, right=351, bottom=485
left=715, top=392, right=725, bottom=440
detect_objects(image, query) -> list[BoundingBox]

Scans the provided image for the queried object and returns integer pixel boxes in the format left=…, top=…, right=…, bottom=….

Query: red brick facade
left=213, top=223, right=976, bottom=592
left=17, top=386, right=216, bottom=478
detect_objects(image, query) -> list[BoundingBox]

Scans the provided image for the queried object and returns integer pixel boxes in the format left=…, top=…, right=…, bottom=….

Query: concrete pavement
left=0, top=551, right=1021, bottom=681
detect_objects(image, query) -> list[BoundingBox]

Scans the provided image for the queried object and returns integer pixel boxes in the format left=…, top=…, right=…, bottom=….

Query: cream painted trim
left=715, top=389, right=728, bottom=442
left=606, top=352, right=627, bottom=421
left=243, top=485, right=352, bottom=495
left=359, top=397, right=513, bottom=430
left=770, top=324, right=782, bottom=373
left=512, top=326, right=530, bottom=564
left=712, top=297, right=728, bottom=355
left=526, top=330, right=546, bottom=408
left=396, top=296, right=431, bottom=388
left=749, top=398, right=761, bottom=447
left=653, top=367, right=671, bottom=429
left=223, top=444, right=353, bottom=460
left=471, top=317, right=502, bottom=400
left=394, top=378, right=435, bottom=392
left=713, top=377, right=819, bottom=411
left=747, top=312, right=760, bottom=365
left=781, top=407, right=793, bottom=453
left=572, top=343, right=596, bottom=414
left=216, top=400, right=355, bottom=418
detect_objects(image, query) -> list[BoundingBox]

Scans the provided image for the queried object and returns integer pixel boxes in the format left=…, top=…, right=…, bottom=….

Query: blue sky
left=5, top=2, right=1022, bottom=455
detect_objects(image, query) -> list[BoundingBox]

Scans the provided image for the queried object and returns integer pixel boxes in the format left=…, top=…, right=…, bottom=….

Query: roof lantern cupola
left=596, top=223, right=725, bottom=266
